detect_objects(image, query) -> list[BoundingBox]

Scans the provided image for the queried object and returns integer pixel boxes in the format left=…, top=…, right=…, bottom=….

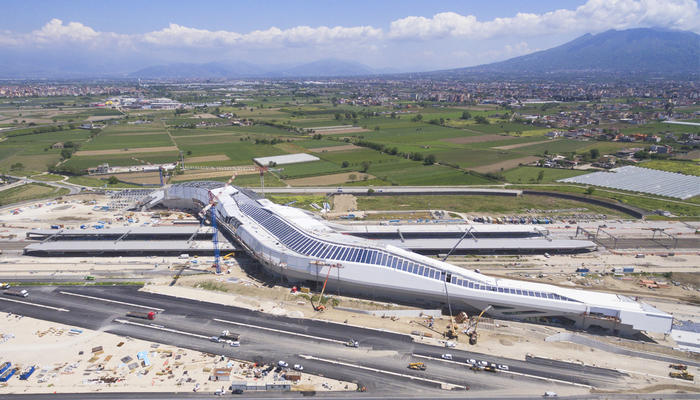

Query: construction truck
left=669, top=363, right=687, bottom=370
left=126, top=311, right=156, bottom=320
left=408, top=362, right=426, bottom=371
left=219, top=330, right=240, bottom=341
left=669, top=371, right=694, bottom=381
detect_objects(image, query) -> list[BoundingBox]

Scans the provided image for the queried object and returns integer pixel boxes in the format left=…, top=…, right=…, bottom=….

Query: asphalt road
left=2, top=174, right=81, bottom=195
left=254, top=186, right=520, bottom=196
left=0, top=285, right=639, bottom=398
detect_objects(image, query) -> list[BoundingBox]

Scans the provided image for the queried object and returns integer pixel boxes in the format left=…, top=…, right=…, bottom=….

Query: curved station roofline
left=154, top=181, right=673, bottom=335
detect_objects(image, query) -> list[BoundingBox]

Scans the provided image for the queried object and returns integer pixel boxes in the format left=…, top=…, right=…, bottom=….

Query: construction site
left=0, top=184, right=698, bottom=398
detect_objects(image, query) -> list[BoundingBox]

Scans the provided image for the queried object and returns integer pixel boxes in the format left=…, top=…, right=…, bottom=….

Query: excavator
left=466, top=305, right=492, bottom=345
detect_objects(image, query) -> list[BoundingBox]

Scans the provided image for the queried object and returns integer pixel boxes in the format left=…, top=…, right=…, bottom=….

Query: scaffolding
left=106, top=189, right=155, bottom=211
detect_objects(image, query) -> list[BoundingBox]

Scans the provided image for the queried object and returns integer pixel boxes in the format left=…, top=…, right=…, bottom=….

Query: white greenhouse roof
left=254, top=153, right=319, bottom=166
left=559, top=166, right=700, bottom=200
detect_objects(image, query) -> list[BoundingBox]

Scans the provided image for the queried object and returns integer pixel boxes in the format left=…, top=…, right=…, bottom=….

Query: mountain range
left=128, top=59, right=384, bottom=79
left=449, top=28, right=699, bottom=77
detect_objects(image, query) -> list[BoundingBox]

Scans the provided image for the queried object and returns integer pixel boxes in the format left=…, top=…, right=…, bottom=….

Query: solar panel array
left=231, top=192, right=578, bottom=303
left=559, top=166, right=700, bottom=200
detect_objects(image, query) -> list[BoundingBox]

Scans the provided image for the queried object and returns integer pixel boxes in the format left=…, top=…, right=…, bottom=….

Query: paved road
left=0, top=285, right=635, bottom=397
left=597, top=238, right=700, bottom=250
left=2, top=393, right=699, bottom=400
left=255, top=186, right=521, bottom=196
left=3, top=174, right=81, bottom=195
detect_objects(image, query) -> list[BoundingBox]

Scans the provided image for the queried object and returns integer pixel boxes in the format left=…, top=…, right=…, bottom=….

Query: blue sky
left=3, top=1, right=587, bottom=33
left=1, top=0, right=698, bottom=75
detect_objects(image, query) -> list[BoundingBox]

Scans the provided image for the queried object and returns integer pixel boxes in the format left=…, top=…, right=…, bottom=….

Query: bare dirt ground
left=75, top=146, right=179, bottom=157
left=493, top=139, right=554, bottom=150
left=86, top=115, right=123, bottom=122
left=0, top=314, right=354, bottom=394
left=285, top=172, right=374, bottom=186
left=441, top=134, right=512, bottom=144
left=192, top=113, right=218, bottom=119
left=184, top=155, right=230, bottom=163
left=114, top=172, right=162, bottom=185
left=470, top=156, right=540, bottom=173
left=332, top=194, right=357, bottom=213
left=143, top=274, right=698, bottom=394
left=171, top=169, right=256, bottom=182
left=310, top=144, right=361, bottom=153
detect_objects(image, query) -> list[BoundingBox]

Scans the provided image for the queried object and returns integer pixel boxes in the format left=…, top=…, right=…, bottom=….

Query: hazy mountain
left=128, top=61, right=262, bottom=79
left=279, top=59, right=375, bottom=77
left=128, top=59, right=377, bottom=79
left=448, top=28, right=699, bottom=77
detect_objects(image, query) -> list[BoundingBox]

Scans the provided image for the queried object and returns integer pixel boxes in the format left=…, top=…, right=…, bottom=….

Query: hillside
left=449, top=28, right=699, bottom=77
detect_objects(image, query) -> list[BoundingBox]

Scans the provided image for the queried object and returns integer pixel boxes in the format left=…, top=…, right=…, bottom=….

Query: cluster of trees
left=334, top=112, right=358, bottom=120
left=8, top=124, right=77, bottom=138
left=48, top=164, right=83, bottom=176
left=254, top=137, right=288, bottom=145
left=474, top=115, right=490, bottom=124
left=634, top=150, right=672, bottom=160
left=59, top=142, right=80, bottom=162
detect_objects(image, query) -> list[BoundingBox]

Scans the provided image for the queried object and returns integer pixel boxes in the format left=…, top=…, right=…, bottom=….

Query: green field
left=355, top=194, right=626, bottom=217
left=66, top=176, right=143, bottom=188
left=278, top=160, right=348, bottom=179
left=0, top=183, right=69, bottom=206
left=639, top=160, right=700, bottom=176
left=503, top=166, right=589, bottom=183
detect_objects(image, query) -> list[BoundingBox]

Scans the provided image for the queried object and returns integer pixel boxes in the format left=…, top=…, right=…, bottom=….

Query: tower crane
left=196, top=172, right=238, bottom=275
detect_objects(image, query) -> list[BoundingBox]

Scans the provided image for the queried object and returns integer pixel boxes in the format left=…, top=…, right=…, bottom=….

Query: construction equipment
left=669, top=363, right=688, bottom=370
left=222, top=252, right=236, bottom=260
left=669, top=370, right=694, bottom=381
left=198, top=197, right=221, bottom=274
left=196, top=172, right=238, bottom=274
left=257, top=165, right=268, bottom=197
left=126, top=311, right=156, bottom=320
left=408, top=362, right=426, bottom=371
left=170, top=263, right=188, bottom=286
left=466, top=305, right=492, bottom=345
left=311, top=263, right=341, bottom=312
